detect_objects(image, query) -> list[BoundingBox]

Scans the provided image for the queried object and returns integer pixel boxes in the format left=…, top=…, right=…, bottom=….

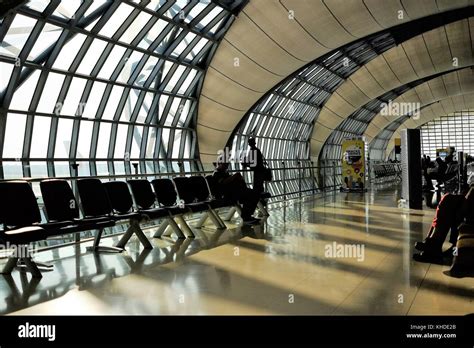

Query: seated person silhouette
left=413, top=174, right=474, bottom=262
left=212, top=162, right=261, bottom=226
left=423, top=157, right=447, bottom=191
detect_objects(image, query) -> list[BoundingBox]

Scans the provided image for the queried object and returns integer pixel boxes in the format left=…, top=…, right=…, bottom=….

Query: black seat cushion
left=0, top=181, right=42, bottom=228
left=172, top=177, right=195, bottom=204
left=40, top=179, right=80, bottom=222
left=77, top=179, right=113, bottom=218
left=103, top=181, right=134, bottom=214
left=151, top=179, right=179, bottom=207
left=205, top=175, right=223, bottom=199
left=188, top=176, right=210, bottom=202
left=127, top=179, right=156, bottom=209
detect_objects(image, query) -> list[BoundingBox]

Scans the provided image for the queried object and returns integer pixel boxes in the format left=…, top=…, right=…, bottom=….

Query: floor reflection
left=0, top=219, right=268, bottom=315
left=2, top=186, right=474, bottom=315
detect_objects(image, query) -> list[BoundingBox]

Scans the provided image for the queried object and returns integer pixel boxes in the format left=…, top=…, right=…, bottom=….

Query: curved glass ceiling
left=228, top=32, right=396, bottom=195
left=0, top=0, right=242, bottom=179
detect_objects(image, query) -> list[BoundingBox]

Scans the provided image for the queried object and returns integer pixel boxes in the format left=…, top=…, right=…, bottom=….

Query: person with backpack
left=212, top=162, right=261, bottom=226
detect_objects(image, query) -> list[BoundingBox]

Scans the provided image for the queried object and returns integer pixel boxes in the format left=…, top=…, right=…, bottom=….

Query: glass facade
left=0, top=0, right=242, bottom=179
left=420, top=110, right=474, bottom=159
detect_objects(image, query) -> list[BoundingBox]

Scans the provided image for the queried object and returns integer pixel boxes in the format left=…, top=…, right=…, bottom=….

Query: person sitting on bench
left=423, top=157, right=447, bottom=191
left=413, top=175, right=474, bottom=262
left=212, top=162, right=261, bottom=226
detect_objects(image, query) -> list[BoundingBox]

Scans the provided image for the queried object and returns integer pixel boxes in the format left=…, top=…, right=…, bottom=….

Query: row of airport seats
left=373, top=163, right=402, bottom=182
left=0, top=175, right=265, bottom=278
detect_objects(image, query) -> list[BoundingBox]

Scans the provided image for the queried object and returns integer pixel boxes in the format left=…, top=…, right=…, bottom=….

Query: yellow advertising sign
left=341, top=138, right=365, bottom=190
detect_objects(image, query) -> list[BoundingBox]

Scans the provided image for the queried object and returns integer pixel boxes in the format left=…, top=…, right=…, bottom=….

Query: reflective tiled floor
left=2, top=185, right=474, bottom=315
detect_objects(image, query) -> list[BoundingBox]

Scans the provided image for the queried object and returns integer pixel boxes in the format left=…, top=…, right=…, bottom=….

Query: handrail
left=0, top=165, right=337, bottom=183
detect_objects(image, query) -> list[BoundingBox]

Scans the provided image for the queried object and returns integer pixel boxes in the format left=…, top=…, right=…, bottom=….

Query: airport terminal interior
left=0, top=0, right=474, bottom=316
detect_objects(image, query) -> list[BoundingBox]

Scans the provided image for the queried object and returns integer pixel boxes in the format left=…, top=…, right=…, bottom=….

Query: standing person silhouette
left=242, top=137, right=265, bottom=194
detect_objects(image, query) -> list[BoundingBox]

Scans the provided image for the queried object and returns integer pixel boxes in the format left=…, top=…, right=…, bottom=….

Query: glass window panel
left=197, top=6, right=222, bottom=30
left=185, top=37, right=209, bottom=60
left=171, top=32, right=196, bottom=58
left=121, top=88, right=139, bottom=121
left=145, top=160, right=154, bottom=173
left=97, top=45, right=127, bottom=79
left=114, top=161, right=125, bottom=175
left=2, top=162, right=24, bottom=179
left=114, top=124, right=128, bottom=158
left=3, top=113, right=27, bottom=158
left=164, top=65, right=185, bottom=92
left=60, top=77, right=87, bottom=115
left=76, top=120, right=93, bottom=158
left=183, top=131, right=191, bottom=158
left=135, top=55, right=159, bottom=86
left=84, top=0, right=108, bottom=17
left=99, top=3, right=135, bottom=38
left=28, top=23, right=62, bottom=60
left=164, top=97, right=180, bottom=126
left=162, top=128, right=170, bottom=153
left=54, top=118, right=73, bottom=158
left=116, top=50, right=144, bottom=83
left=52, top=0, right=82, bottom=19
left=172, top=129, right=181, bottom=158
left=25, top=0, right=51, bottom=13
left=136, top=92, right=153, bottom=123
left=96, top=122, right=112, bottom=158
left=84, top=16, right=101, bottom=32
left=209, top=17, right=224, bottom=34
left=131, top=125, right=143, bottom=158
left=146, top=127, right=156, bottom=158
left=161, top=0, right=188, bottom=18
left=53, top=33, right=87, bottom=71
left=179, top=100, right=190, bottom=125
left=53, top=162, right=70, bottom=177
left=36, top=72, right=65, bottom=113
left=119, top=12, right=152, bottom=44
left=185, top=1, right=209, bottom=23
left=102, top=85, right=124, bottom=120
left=82, top=81, right=107, bottom=119
left=30, top=116, right=51, bottom=158
left=137, top=18, right=168, bottom=50
left=0, top=62, right=14, bottom=92
left=30, top=161, right=48, bottom=178
left=9, top=69, right=40, bottom=110
left=77, top=161, right=91, bottom=176
left=96, top=161, right=110, bottom=175
left=76, top=39, right=108, bottom=75
left=155, top=26, right=181, bottom=55
left=0, top=15, right=37, bottom=58
left=178, top=68, right=197, bottom=94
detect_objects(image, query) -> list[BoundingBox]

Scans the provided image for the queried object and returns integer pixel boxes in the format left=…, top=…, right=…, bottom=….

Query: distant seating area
left=0, top=176, right=270, bottom=278
left=372, top=163, right=402, bottom=183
